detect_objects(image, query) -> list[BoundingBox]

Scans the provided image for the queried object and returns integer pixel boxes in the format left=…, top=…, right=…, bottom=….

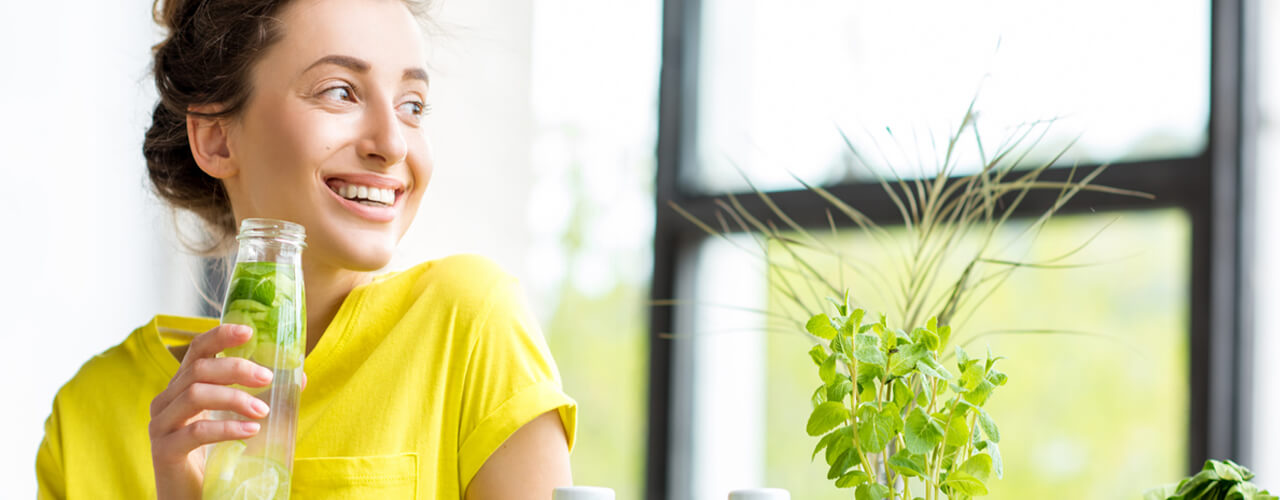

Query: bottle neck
left=233, top=218, right=306, bottom=264
left=234, top=239, right=304, bottom=265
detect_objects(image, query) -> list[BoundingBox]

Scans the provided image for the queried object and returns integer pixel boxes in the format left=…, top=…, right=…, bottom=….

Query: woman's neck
left=300, top=258, right=370, bottom=355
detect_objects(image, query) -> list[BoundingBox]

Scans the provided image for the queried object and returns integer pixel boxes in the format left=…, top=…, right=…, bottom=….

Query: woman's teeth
left=337, top=184, right=395, bottom=206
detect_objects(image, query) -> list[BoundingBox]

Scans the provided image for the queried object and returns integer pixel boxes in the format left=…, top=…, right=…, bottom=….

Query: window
left=648, top=0, right=1250, bottom=499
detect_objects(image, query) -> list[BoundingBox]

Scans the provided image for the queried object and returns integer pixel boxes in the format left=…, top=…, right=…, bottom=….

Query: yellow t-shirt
left=35, top=254, right=577, bottom=499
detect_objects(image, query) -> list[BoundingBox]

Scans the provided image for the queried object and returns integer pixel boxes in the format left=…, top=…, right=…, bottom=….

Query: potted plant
left=674, top=101, right=1147, bottom=499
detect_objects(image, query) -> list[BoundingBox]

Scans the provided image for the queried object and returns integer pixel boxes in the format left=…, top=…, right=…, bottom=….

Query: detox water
left=202, top=219, right=306, bottom=500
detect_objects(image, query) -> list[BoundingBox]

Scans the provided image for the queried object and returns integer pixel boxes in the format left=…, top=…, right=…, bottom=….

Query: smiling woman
left=34, top=0, right=576, bottom=499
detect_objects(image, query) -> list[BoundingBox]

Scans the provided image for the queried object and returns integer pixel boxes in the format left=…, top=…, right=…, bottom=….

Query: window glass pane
left=690, top=0, right=1210, bottom=194
left=676, top=209, right=1189, bottom=499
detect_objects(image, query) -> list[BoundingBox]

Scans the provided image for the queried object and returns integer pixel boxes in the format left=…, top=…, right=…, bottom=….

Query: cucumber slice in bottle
left=227, top=299, right=270, bottom=314
left=250, top=278, right=276, bottom=306
left=230, top=456, right=290, bottom=500
left=251, top=342, right=302, bottom=370
left=202, top=440, right=248, bottom=500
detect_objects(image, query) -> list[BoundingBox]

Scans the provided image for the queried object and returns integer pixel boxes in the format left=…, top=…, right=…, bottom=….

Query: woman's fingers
left=172, top=356, right=273, bottom=396
left=153, top=419, right=261, bottom=465
left=152, top=383, right=270, bottom=436
left=153, top=325, right=259, bottom=412
left=148, top=323, right=286, bottom=497
left=182, top=324, right=253, bottom=365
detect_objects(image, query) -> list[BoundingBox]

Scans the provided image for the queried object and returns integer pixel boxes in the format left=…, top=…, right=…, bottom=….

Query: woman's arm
left=36, top=406, right=66, bottom=500
left=465, top=410, right=572, bottom=499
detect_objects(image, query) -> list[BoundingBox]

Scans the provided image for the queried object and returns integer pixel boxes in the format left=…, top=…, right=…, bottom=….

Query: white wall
left=1252, top=0, right=1280, bottom=486
left=0, top=1, right=536, bottom=497
left=392, top=0, right=536, bottom=285
left=0, top=1, right=201, bottom=497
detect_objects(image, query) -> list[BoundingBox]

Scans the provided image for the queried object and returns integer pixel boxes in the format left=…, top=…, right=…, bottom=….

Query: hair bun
left=151, top=0, right=195, bottom=38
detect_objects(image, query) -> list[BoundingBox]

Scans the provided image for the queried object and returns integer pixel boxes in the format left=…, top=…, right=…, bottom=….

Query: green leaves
left=836, top=470, right=870, bottom=488
left=1213, top=460, right=1248, bottom=482
left=903, top=408, right=945, bottom=455
left=807, top=314, right=838, bottom=340
left=888, top=342, right=929, bottom=377
left=977, top=440, right=1004, bottom=479
left=976, top=407, right=1000, bottom=443
left=807, top=402, right=849, bottom=436
left=825, top=427, right=854, bottom=467
left=820, top=354, right=838, bottom=385
left=856, top=403, right=902, bottom=453
left=943, top=410, right=971, bottom=447
left=853, top=333, right=886, bottom=365
left=888, top=449, right=928, bottom=478
left=827, top=376, right=854, bottom=403
left=959, top=453, right=994, bottom=480
left=1145, top=459, right=1278, bottom=500
left=855, top=483, right=891, bottom=500
left=942, top=454, right=994, bottom=496
left=809, top=344, right=827, bottom=366
left=916, top=355, right=954, bottom=381
left=805, top=306, right=1008, bottom=499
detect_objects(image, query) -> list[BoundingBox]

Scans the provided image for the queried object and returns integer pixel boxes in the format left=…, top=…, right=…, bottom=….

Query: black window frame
left=645, top=1, right=1259, bottom=498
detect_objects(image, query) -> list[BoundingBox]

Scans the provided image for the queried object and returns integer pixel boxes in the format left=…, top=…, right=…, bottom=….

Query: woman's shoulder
left=358, top=254, right=531, bottom=335
left=51, top=319, right=174, bottom=412
left=375, top=254, right=518, bottom=304
left=401, top=253, right=511, bottom=284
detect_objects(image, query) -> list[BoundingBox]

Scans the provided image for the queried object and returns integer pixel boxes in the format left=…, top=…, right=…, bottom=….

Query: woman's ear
left=186, top=104, right=237, bottom=179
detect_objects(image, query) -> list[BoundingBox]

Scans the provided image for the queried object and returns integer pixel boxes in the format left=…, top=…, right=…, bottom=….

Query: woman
left=34, top=0, right=576, bottom=498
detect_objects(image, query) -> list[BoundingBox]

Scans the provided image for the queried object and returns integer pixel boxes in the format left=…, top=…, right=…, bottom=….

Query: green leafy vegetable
left=1144, top=460, right=1277, bottom=500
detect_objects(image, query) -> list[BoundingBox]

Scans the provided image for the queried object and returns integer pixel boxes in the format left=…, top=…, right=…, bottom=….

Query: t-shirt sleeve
left=456, top=273, right=577, bottom=492
left=36, top=397, right=66, bottom=500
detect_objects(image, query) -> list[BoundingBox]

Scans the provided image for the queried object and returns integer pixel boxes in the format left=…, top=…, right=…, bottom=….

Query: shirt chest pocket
left=291, top=452, right=418, bottom=499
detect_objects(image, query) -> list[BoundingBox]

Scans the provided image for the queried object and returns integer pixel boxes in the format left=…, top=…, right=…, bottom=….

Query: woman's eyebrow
left=304, top=54, right=370, bottom=74
left=403, top=67, right=429, bottom=87
left=302, top=54, right=429, bottom=86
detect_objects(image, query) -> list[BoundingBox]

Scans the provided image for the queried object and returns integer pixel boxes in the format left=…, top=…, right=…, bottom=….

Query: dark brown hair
left=144, top=0, right=431, bottom=254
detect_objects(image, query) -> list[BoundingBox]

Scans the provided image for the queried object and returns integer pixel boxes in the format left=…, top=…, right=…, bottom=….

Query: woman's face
left=221, top=0, right=432, bottom=272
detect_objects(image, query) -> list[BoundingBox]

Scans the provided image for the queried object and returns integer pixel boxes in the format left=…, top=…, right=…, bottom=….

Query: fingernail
left=241, top=421, right=260, bottom=433
left=252, top=399, right=270, bottom=417
left=256, top=368, right=273, bottom=383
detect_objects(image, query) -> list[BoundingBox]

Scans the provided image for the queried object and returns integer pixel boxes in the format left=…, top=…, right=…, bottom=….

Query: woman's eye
left=321, top=85, right=354, bottom=102
left=399, top=101, right=430, bottom=117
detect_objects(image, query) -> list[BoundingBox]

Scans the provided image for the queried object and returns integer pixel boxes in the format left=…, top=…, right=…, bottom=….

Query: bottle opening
left=237, top=218, right=307, bottom=246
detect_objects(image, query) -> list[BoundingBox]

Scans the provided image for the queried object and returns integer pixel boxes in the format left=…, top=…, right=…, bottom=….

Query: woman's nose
left=356, top=102, right=408, bottom=168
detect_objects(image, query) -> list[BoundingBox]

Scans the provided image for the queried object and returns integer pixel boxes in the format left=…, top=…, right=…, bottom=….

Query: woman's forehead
left=271, top=0, right=427, bottom=77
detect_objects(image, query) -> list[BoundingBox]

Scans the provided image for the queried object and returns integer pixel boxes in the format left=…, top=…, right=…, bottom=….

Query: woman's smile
left=323, top=174, right=407, bottom=223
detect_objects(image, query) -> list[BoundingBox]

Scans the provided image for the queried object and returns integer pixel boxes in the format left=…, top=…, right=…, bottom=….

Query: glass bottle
left=202, top=218, right=306, bottom=500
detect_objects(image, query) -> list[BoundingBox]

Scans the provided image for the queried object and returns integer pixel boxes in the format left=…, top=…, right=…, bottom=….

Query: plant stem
left=842, top=357, right=878, bottom=488
left=930, top=397, right=963, bottom=499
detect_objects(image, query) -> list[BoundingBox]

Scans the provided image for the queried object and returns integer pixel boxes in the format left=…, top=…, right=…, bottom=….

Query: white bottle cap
left=728, top=488, right=791, bottom=500
left=553, top=486, right=616, bottom=500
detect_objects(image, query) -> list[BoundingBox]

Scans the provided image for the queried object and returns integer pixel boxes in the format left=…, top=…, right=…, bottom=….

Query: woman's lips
left=322, top=173, right=407, bottom=223
left=325, top=183, right=399, bottom=223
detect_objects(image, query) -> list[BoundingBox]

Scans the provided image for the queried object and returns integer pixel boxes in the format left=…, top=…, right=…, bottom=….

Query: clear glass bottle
left=202, top=218, right=306, bottom=500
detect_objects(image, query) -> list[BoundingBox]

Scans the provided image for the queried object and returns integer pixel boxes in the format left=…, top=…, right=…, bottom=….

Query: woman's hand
left=148, top=324, right=275, bottom=500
